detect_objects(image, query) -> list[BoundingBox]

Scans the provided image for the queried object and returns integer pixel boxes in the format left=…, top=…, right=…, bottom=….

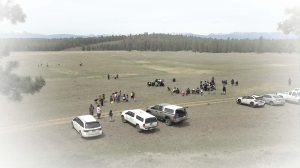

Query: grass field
left=0, top=51, right=300, bottom=168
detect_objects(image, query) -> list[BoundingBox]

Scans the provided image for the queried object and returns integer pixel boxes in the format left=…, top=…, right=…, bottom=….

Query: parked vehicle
left=277, top=90, right=300, bottom=104
left=261, top=94, right=285, bottom=106
left=147, top=79, right=165, bottom=87
left=72, top=115, right=102, bottom=138
left=121, top=109, right=158, bottom=132
left=146, top=103, right=187, bottom=126
left=236, top=95, right=265, bottom=107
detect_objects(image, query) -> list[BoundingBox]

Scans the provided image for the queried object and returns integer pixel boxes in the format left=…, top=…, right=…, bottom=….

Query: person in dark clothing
left=89, top=104, right=94, bottom=116
left=235, top=81, right=239, bottom=86
left=116, top=74, right=119, bottom=79
left=100, top=98, right=104, bottom=106
left=107, top=73, right=110, bottom=80
left=222, top=86, right=226, bottom=95
left=109, top=110, right=113, bottom=122
left=231, top=79, right=234, bottom=86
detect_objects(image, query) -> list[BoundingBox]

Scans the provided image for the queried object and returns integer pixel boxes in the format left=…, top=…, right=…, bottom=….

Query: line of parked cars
left=72, top=88, right=299, bottom=138
left=72, top=103, right=188, bottom=138
left=236, top=88, right=300, bottom=108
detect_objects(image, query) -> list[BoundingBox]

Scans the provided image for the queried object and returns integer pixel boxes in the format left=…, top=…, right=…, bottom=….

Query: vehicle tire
left=121, top=116, right=127, bottom=123
left=136, top=124, right=141, bottom=132
left=250, top=102, right=255, bottom=107
left=165, top=118, right=172, bottom=126
left=269, top=101, right=274, bottom=106
left=237, top=99, right=241, bottom=104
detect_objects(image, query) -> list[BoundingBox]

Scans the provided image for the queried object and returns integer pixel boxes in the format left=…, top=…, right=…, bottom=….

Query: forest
left=0, top=33, right=298, bottom=53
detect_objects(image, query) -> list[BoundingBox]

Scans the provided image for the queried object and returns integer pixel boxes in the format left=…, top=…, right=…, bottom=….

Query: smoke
left=278, top=7, right=300, bottom=36
left=0, top=1, right=45, bottom=101
left=0, top=61, right=46, bottom=101
left=0, top=0, right=26, bottom=24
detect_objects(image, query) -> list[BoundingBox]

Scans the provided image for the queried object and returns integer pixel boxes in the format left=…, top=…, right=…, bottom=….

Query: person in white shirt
left=96, top=105, right=101, bottom=119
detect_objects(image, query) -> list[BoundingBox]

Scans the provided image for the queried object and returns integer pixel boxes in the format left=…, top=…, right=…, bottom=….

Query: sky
left=0, top=0, right=299, bottom=35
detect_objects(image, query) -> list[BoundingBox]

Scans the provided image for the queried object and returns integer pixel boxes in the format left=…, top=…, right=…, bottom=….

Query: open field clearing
left=0, top=51, right=300, bottom=168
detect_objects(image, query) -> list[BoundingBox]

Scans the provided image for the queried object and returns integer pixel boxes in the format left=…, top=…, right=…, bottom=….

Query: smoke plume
left=278, top=7, right=300, bottom=36
left=0, top=1, right=45, bottom=101
left=0, top=62, right=46, bottom=101
left=0, top=0, right=26, bottom=24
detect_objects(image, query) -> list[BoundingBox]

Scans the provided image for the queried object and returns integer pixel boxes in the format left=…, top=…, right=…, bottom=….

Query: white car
left=277, top=90, right=300, bottom=104
left=261, top=94, right=285, bottom=106
left=72, top=115, right=103, bottom=138
left=121, top=109, right=158, bottom=132
left=236, top=95, right=265, bottom=107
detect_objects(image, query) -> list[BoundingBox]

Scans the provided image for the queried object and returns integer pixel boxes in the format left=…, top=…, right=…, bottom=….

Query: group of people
left=200, top=80, right=216, bottom=92
left=107, top=73, right=119, bottom=80
left=109, top=91, right=136, bottom=104
left=94, top=94, right=105, bottom=106
left=88, top=104, right=113, bottom=121
left=167, top=77, right=239, bottom=96
left=230, top=79, right=239, bottom=86
left=168, top=87, right=204, bottom=96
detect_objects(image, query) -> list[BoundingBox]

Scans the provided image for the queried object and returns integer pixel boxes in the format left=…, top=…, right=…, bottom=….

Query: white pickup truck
left=277, top=90, right=300, bottom=104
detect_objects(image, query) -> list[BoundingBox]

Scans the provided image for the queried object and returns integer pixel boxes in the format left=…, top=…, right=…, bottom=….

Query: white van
left=72, top=115, right=103, bottom=138
left=121, top=109, right=158, bottom=132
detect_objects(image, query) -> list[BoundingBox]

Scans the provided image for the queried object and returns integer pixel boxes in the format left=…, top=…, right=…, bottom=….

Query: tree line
left=1, top=33, right=298, bottom=53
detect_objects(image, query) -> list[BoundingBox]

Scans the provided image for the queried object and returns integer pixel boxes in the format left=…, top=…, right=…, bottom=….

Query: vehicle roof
left=78, top=115, right=97, bottom=123
left=128, top=109, right=155, bottom=118
left=164, top=104, right=183, bottom=110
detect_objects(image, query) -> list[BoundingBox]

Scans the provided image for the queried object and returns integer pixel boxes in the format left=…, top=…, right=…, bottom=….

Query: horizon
left=0, top=0, right=299, bottom=35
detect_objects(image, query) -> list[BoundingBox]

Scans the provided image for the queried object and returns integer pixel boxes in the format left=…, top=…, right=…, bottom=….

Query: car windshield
left=145, top=117, right=157, bottom=123
left=85, top=121, right=101, bottom=129
left=255, top=96, right=263, bottom=100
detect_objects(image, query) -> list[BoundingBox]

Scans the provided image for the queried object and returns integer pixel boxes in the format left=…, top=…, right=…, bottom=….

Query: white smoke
left=0, top=1, right=45, bottom=101
left=0, top=0, right=26, bottom=24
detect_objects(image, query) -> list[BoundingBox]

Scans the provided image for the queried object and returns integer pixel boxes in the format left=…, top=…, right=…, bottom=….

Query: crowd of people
left=88, top=91, right=136, bottom=120
left=109, top=91, right=136, bottom=103
left=167, top=77, right=239, bottom=96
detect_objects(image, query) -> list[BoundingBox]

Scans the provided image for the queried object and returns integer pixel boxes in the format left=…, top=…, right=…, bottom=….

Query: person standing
left=222, top=86, right=227, bottom=95
left=89, top=104, right=94, bottom=116
left=132, top=91, right=135, bottom=101
left=109, top=110, right=113, bottom=122
left=288, top=77, right=292, bottom=86
left=130, top=91, right=134, bottom=100
left=96, top=105, right=101, bottom=119
left=100, top=97, right=104, bottom=107
left=107, top=73, right=110, bottom=80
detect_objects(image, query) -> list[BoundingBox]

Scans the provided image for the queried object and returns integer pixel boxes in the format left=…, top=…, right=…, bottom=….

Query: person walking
left=89, top=104, right=94, bottom=116
left=109, top=110, right=113, bottom=122
left=96, top=105, right=101, bottom=119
